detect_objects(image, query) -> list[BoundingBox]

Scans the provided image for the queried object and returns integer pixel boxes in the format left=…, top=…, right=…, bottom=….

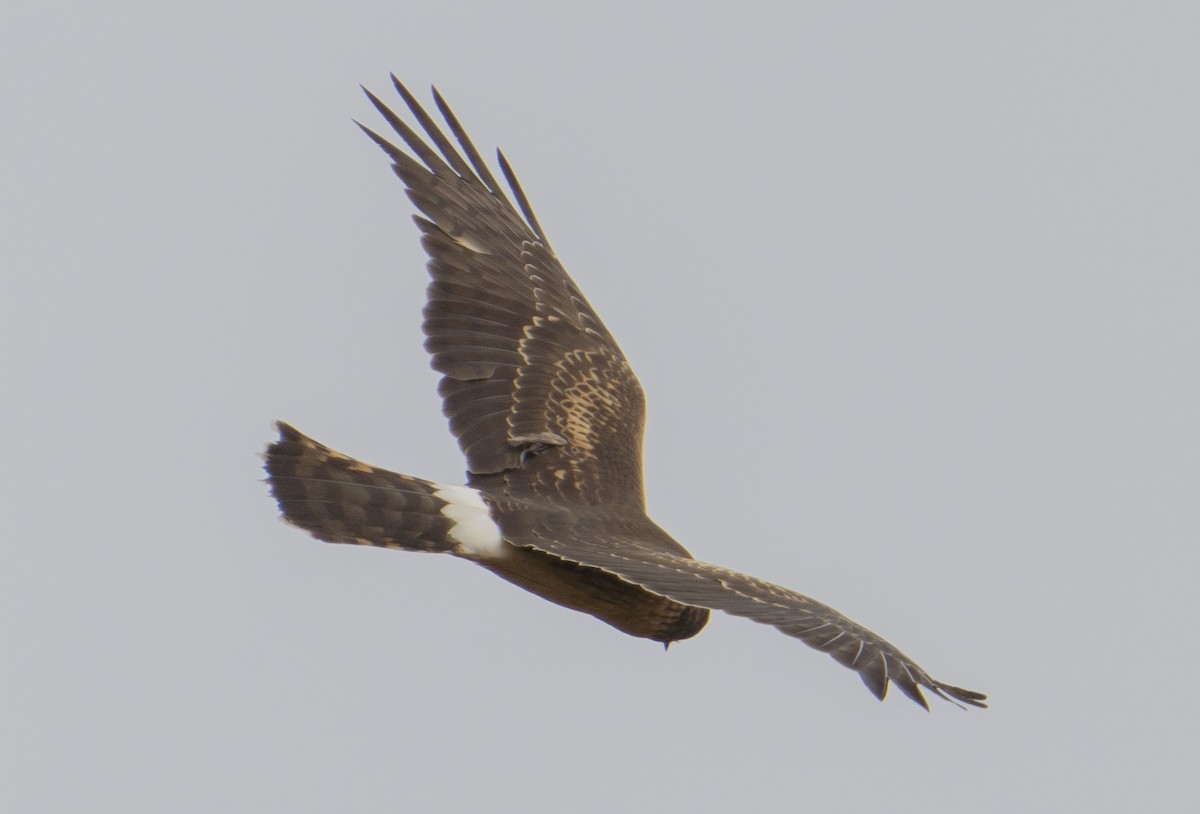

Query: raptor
left=264, top=77, right=986, bottom=710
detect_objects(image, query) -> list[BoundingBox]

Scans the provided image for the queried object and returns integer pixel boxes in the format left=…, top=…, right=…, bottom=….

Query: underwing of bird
left=264, top=77, right=987, bottom=711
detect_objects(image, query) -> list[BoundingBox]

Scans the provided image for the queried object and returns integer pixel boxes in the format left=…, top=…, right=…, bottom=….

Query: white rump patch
left=433, top=484, right=507, bottom=559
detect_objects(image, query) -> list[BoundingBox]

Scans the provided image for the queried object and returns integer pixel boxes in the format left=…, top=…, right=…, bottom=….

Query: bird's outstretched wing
left=360, top=78, right=646, bottom=507
left=529, top=532, right=986, bottom=709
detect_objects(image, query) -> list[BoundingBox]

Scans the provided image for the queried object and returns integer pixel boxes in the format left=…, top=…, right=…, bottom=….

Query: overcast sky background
left=4, top=2, right=1197, bottom=812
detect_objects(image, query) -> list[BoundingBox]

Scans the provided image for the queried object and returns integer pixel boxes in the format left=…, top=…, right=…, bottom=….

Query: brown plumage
left=263, top=77, right=986, bottom=710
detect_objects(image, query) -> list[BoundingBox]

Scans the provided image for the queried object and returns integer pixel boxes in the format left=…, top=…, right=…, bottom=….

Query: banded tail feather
left=264, top=422, right=507, bottom=560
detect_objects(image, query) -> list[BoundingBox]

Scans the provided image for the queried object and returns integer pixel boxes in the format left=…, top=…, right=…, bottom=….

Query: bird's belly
left=478, top=546, right=708, bottom=644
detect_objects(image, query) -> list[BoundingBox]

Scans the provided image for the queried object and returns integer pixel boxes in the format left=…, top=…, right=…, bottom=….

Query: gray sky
left=4, top=2, right=1197, bottom=811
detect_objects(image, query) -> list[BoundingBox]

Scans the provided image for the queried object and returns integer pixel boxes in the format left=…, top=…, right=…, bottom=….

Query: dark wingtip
left=390, top=74, right=421, bottom=110
left=860, top=667, right=888, bottom=702
left=389, top=75, right=423, bottom=117
left=495, top=147, right=547, bottom=242
left=353, top=118, right=383, bottom=143
left=936, top=684, right=989, bottom=709
left=903, top=684, right=933, bottom=712
left=360, top=85, right=391, bottom=119
left=355, top=120, right=408, bottom=165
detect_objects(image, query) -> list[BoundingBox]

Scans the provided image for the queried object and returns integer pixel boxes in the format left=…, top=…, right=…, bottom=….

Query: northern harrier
left=264, top=78, right=986, bottom=710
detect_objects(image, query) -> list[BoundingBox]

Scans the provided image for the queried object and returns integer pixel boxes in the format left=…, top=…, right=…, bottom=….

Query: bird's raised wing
left=361, top=79, right=646, bottom=507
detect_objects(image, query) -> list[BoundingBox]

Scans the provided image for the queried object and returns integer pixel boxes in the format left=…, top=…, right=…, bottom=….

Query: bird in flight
left=264, top=77, right=986, bottom=710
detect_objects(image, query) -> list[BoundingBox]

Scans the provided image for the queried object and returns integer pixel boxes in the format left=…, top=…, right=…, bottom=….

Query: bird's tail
left=263, top=421, right=505, bottom=559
